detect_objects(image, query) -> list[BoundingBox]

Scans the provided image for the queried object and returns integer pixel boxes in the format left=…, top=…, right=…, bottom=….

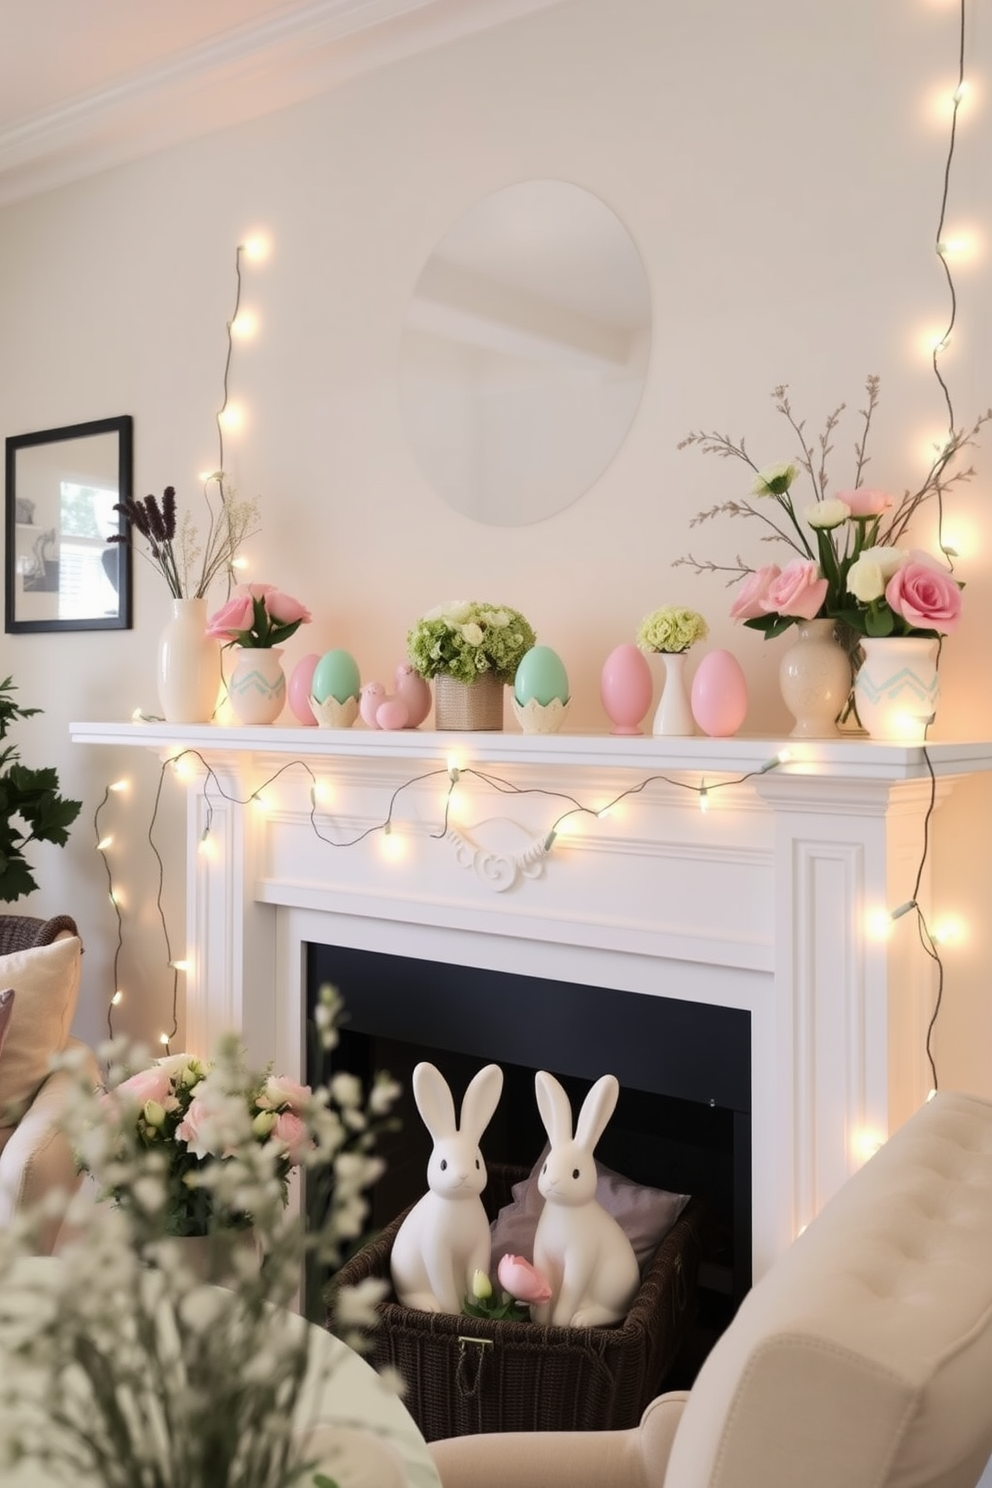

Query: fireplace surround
left=71, top=720, right=992, bottom=1286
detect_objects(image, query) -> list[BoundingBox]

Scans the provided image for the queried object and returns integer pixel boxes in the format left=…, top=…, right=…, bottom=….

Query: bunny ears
left=412, top=1061, right=504, bottom=1141
left=412, top=1062, right=620, bottom=1150
left=535, top=1070, right=619, bottom=1153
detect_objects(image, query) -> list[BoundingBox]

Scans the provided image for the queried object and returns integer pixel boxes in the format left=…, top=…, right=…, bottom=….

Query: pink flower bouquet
left=206, top=582, right=312, bottom=649
left=677, top=377, right=977, bottom=642
left=98, top=1050, right=312, bottom=1236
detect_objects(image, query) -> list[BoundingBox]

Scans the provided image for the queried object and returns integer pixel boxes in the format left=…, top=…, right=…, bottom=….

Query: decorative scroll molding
left=446, top=817, right=547, bottom=891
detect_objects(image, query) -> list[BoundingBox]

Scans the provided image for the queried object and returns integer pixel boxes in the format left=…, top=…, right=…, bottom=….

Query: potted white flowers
left=407, top=600, right=536, bottom=731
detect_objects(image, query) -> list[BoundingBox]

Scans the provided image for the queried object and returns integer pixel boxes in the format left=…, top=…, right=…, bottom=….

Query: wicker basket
left=433, top=672, right=504, bottom=731
left=327, top=1165, right=702, bottom=1441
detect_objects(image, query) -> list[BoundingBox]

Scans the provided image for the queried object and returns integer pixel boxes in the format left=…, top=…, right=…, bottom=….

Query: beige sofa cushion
left=664, top=1091, right=992, bottom=1488
left=0, top=938, right=82, bottom=1128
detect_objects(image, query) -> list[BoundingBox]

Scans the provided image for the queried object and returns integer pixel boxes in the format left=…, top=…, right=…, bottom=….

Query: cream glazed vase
left=157, top=597, right=221, bottom=724
left=854, top=636, right=940, bottom=742
left=778, top=618, right=852, bottom=738
left=651, top=652, right=695, bottom=737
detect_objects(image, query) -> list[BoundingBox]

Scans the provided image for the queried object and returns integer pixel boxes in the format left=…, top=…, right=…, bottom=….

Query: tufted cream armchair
left=0, top=914, right=102, bottom=1253
left=431, top=1090, right=992, bottom=1488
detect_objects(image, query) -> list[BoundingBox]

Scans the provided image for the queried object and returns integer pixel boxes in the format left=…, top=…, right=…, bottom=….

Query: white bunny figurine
left=531, top=1070, right=640, bottom=1328
left=390, top=1061, right=503, bottom=1314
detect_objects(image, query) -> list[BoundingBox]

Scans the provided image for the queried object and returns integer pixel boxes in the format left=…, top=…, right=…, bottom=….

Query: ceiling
left=0, top=0, right=570, bottom=209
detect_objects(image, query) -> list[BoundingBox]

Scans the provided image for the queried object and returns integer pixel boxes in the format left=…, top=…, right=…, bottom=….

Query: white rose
left=846, top=557, right=885, bottom=603
left=805, top=499, right=850, bottom=530
left=461, top=622, right=484, bottom=646
left=859, top=544, right=907, bottom=581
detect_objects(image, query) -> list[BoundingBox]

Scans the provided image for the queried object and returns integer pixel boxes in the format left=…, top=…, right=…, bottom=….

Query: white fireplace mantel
left=71, top=721, right=992, bottom=1284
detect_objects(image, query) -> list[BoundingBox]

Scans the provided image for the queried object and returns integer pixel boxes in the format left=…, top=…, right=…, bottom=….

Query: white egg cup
left=511, top=695, right=571, bottom=734
left=309, top=695, right=360, bottom=729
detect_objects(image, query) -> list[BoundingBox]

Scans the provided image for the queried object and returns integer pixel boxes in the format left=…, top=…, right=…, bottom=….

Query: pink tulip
left=729, top=565, right=782, bottom=621
left=205, top=591, right=255, bottom=640
left=272, top=1110, right=309, bottom=1165
left=497, top=1253, right=552, bottom=1305
left=761, top=559, right=828, bottom=621
left=835, top=488, right=894, bottom=518
left=885, top=559, right=962, bottom=634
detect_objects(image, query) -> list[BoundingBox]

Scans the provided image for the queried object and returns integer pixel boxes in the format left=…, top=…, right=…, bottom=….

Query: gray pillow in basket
left=489, top=1145, right=689, bottom=1275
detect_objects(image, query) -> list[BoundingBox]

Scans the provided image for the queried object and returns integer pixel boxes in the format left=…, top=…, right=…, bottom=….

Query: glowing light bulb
left=97, top=835, right=113, bottom=852
left=931, top=915, right=965, bottom=946
left=230, top=309, right=258, bottom=339
left=251, top=792, right=268, bottom=812
left=109, top=779, right=128, bottom=793
left=241, top=233, right=272, bottom=262
left=854, top=1128, right=886, bottom=1164
left=866, top=907, right=894, bottom=942
left=159, top=1033, right=170, bottom=1047
left=111, top=991, right=123, bottom=1006
left=231, top=554, right=249, bottom=572
left=170, top=959, right=190, bottom=973
left=927, top=1088, right=938, bottom=1103
left=380, top=828, right=406, bottom=862
left=698, top=787, right=710, bottom=813
left=217, top=403, right=243, bottom=431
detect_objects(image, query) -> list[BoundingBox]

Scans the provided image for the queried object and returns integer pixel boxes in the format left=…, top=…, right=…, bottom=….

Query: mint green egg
left=312, top=649, right=361, bottom=705
left=514, top=646, right=569, bottom=707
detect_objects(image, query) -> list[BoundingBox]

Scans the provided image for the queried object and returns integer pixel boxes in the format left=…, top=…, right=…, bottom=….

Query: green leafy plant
left=0, top=677, right=81, bottom=903
left=407, top=600, right=537, bottom=686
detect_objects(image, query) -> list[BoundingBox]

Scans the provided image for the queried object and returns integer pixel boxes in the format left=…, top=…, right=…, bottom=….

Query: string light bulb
left=111, top=991, right=123, bottom=1006
left=97, top=835, right=113, bottom=852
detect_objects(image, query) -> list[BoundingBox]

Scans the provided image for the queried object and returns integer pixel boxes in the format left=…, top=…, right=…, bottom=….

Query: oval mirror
left=399, top=180, right=651, bottom=526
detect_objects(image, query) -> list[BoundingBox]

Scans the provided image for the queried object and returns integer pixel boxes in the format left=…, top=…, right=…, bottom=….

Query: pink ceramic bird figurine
left=359, top=681, right=387, bottom=729
left=393, top=663, right=432, bottom=729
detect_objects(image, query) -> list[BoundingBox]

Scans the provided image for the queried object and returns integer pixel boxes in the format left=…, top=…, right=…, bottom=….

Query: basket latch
left=456, top=1335, right=492, bottom=1399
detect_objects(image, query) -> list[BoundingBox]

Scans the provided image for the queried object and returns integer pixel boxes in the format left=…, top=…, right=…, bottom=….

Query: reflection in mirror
left=5, top=416, right=133, bottom=633
left=400, top=180, right=651, bottom=526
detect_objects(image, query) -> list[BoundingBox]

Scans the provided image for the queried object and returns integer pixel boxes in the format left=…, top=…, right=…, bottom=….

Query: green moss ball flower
left=636, top=606, right=709, bottom=655
left=407, top=600, right=536, bottom=686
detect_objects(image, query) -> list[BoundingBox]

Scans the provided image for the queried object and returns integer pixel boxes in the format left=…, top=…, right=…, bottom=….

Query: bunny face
left=537, top=1146, right=597, bottom=1207
left=426, top=1141, right=487, bottom=1199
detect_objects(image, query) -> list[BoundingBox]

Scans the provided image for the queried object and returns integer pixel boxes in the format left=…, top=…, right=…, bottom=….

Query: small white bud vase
left=228, top=647, right=286, bottom=725
left=854, top=636, right=939, bottom=742
left=651, top=652, right=695, bottom=737
left=779, top=619, right=852, bottom=738
left=157, top=597, right=221, bottom=724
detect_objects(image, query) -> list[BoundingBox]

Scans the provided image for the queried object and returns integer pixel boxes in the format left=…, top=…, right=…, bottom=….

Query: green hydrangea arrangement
left=636, top=606, right=709, bottom=654
left=407, top=600, right=537, bottom=686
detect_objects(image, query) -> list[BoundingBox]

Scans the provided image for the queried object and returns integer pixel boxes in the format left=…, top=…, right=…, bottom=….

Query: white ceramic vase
left=228, top=647, right=287, bottom=725
left=651, top=652, right=695, bottom=737
left=854, top=636, right=939, bottom=742
left=157, top=597, right=220, bottom=724
left=778, top=619, right=852, bottom=738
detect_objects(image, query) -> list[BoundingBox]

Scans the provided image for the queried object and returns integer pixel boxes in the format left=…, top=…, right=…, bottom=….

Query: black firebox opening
left=307, top=943, right=751, bottom=1313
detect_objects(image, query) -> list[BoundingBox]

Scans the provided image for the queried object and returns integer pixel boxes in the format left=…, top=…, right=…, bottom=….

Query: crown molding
left=0, top=0, right=573, bottom=210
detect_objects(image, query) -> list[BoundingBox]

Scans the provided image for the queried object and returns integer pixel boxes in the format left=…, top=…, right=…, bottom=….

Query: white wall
left=1, top=0, right=990, bottom=1079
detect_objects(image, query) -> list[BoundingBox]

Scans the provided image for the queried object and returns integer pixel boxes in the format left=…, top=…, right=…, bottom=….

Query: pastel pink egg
left=376, top=698, right=410, bottom=730
left=690, top=649, right=748, bottom=737
left=288, top=654, right=321, bottom=725
left=600, top=643, right=653, bottom=735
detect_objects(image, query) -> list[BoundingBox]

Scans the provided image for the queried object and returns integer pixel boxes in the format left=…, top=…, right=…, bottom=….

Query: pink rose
left=259, top=1074, right=311, bottom=1113
left=263, top=589, right=312, bottom=626
left=761, top=559, right=828, bottom=620
left=205, top=591, right=255, bottom=640
left=885, top=557, right=962, bottom=634
left=497, top=1253, right=552, bottom=1305
left=175, top=1097, right=216, bottom=1159
left=835, top=488, right=894, bottom=518
left=114, top=1065, right=172, bottom=1107
left=730, top=565, right=782, bottom=621
left=271, top=1110, right=309, bottom=1164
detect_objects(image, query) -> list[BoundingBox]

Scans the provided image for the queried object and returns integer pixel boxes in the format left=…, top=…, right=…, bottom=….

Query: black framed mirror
left=5, top=415, right=133, bottom=633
